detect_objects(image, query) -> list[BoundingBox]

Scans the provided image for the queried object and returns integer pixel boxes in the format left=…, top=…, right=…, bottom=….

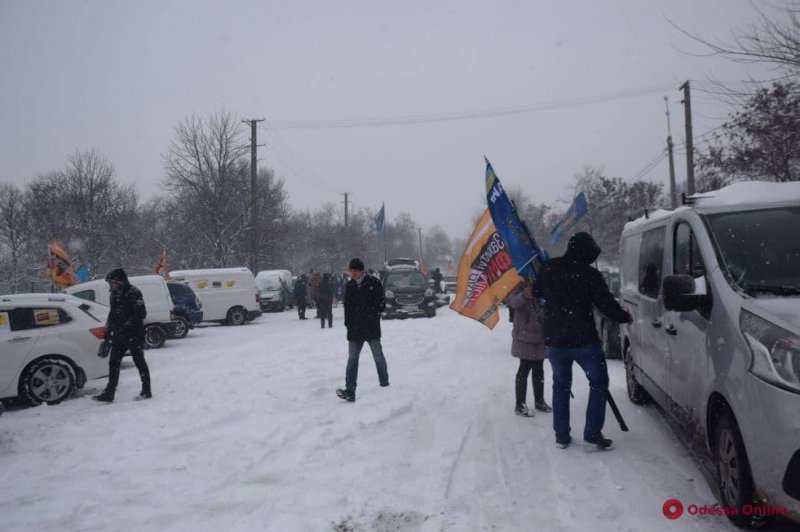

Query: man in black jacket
left=536, top=233, right=631, bottom=449
left=294, top=274, right=308, bottom=320
left=93, top=268, right=152, bottom=402
left=336, top=258, right=389, bottom=402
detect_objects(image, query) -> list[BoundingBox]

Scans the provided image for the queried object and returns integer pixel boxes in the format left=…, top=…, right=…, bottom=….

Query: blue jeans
left=546, top=343, right=609, bottom=442
left=345, top=340, right=389, bottom=392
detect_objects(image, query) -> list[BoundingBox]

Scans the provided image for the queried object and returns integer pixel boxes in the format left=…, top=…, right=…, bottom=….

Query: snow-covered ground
left=0, top=306, right=749, bottom=531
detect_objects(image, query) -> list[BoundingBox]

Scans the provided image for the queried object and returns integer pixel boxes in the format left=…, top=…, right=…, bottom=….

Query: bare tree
left=0, top=183, right=30, bottom=293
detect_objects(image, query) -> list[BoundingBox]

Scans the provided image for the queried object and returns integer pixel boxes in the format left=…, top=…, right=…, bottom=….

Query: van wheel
left=171, top=316, right=190, bottom=339
left=714, top=410, right=757, bottom=528
left=145, top=324, right=167, bottom=349
left=19, top=358, right=76, bottom=405
left=624, top=344, right=651, bottom=404
left=227, top=307, right=246, bottom=326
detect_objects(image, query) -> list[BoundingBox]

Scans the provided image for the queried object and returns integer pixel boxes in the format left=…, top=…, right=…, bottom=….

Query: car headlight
left=740, top=310, right=800, bottom=393
left=425, top=289, right=433, bottom=297
left=385, top=290, right=395, bottom=299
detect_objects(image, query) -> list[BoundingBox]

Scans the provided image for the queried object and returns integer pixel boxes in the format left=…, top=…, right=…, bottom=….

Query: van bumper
left=737, top=375, right=800, bottom=521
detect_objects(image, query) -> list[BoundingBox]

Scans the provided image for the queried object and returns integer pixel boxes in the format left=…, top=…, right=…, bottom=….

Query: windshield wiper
left=743, top=284, right=800, bottom=296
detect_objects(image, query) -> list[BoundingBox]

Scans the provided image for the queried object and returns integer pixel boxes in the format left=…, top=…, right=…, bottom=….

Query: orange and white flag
left=45, top=240, right=77, bottom=288
left=153, top=251, right=170, bottom=280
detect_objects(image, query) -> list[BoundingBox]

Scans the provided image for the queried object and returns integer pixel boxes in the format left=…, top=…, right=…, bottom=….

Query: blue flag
left=375, top=203, right=385, bottom=233
left=550, top=192, right=588, bottom=246
left=484, top=157, right=546, bottom=281
left=75, top=264, right=90, bottom=283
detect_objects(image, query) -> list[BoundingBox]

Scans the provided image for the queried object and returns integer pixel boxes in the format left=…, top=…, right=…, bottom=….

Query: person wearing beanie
left=93, top=268, right=152, bottom=402
left=336, top=258, right=389, bottom=402
left=535, top=232, right=632, bottom=450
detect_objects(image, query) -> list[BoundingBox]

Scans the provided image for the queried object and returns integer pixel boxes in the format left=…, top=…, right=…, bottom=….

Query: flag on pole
left=45, top=240, right=77, bottom=288
left=550, top=191, right=588, bottom=246
left=449, top=209, right=523, bottom=329
left=154, top=251, right=170, bottom=280
left=484, top=157, right=547, bottom=281
left=75, top=264, right=90, bottom=283
left=374, top=203, right=385, bottom=234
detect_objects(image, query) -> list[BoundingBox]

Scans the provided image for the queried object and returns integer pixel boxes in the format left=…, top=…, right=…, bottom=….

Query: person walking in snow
left=93, top=268, right=152, bottom=402
left=507, top=280, right=551, bottom=417
left=535, top=232, right=631, bottom=450
left=318, top=272, right=334, bottom=328
left=431, top=268, right=444, bottom=294
left=336, top=258, right=389, bottom=402
left=294, top=274, right=308, bottom=320
left=310, top=271, right=321, bottom=317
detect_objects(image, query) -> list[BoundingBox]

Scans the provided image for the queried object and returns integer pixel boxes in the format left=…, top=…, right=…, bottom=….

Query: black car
left=382, top=269, right=436, bottom=319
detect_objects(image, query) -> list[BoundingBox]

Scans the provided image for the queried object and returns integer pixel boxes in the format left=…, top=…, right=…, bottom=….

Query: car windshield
left=385, top=272, right=428, bottom=290
left=706, top=206, right=800, bottom=296
left=388, top=259, right=416, bottom=267
left=257, top=276, right=282, bottom=290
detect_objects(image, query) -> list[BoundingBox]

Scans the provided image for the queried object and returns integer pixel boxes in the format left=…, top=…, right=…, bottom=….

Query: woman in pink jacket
left=507, top=281, right=552, bottom=417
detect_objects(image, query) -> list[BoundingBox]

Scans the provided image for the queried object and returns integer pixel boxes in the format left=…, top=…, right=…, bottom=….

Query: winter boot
left=92, top=389, right=115, bottom=403
left=534, top=400, right=552, bottom=413
left=336, top=388, right=355, bottom=402
left=584, top=433, right=614, bottom=450
left=136, top=388, right=152, bottom=400
left=555, top=436, right=572, bottom=449
left=515, top=403, right=534, bottom=417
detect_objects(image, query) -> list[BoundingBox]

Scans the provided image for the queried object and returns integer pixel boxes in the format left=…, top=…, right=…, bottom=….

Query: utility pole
left=341, top=192, right=351, bottom=228
left=679, top=81, right=695, bottom=196
left=418, top=228, right=424, bottom=270
left=242, top=118, right=265, bottom=273
left=664, top=96, right=678, bottom=209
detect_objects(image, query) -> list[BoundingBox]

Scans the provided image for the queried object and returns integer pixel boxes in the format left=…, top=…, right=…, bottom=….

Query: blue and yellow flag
left=484, top=157, right=546, bottom=281
left=374, top=203, right=385, bottom=234
left=550, top=192, right=588, bottom=246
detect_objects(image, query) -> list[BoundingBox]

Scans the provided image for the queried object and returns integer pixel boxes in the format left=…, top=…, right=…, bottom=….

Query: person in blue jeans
left=536, top=233, right=632, bottom=449
left=336, top=258, right=389, bottom=402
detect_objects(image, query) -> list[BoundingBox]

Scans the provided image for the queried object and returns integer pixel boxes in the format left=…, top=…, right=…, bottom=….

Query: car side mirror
left=663, top=274, right=708, bottom=312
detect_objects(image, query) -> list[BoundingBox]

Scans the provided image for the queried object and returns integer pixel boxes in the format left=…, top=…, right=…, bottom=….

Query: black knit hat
left=348, top=258, right=365, bottom=271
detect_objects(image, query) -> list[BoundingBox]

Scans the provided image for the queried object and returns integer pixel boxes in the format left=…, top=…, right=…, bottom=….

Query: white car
left=0, top=294, right=109, bottom=405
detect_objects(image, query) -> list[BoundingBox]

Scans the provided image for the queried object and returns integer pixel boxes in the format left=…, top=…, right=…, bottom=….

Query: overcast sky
left=0, top=0, right=779, bottom=238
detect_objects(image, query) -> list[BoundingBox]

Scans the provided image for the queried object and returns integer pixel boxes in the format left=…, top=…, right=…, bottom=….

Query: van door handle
left=651, top=320, right=662, bottom=328
left=665, top=325, right=678, bottom=336
left=8, top=336, right=31, bottom=343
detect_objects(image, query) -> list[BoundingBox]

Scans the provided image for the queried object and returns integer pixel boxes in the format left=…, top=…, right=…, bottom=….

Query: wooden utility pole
left=664, top=96, right=677, bottom=209
left=679, top=82, right=695, bottom=196
left=341, top=192, right=351, bottom=228
left=242, top=118, right=265, bottom=273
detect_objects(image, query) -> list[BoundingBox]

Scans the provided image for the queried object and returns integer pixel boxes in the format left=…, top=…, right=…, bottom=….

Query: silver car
left=619, top=182, right=800, bottom=527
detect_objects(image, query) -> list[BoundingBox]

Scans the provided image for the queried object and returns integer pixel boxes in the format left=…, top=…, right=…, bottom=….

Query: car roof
left=0, top=293, right=109, bottom=313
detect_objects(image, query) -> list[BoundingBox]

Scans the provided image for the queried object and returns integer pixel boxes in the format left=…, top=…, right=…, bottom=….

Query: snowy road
left=1, top=306, right=745, bottom=531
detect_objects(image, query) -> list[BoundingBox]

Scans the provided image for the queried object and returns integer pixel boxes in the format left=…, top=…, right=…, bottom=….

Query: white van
left=65, top=275, right=178, bottom=349
left=169, top=268, right=262, bottom=325
left=619, top=182, right=800, bottom=526
left=255, top=269, right=293, bottom=312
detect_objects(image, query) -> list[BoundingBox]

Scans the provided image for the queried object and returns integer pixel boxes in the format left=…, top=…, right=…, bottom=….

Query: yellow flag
left=45, top=240, right=77, bottom=288
left=449, top=209, right=523, bottom=329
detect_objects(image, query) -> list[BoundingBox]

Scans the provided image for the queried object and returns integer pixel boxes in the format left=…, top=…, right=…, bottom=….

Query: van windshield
left=385, top=271, right=427, bottom=290
left=706, top=206, right=800, bottom=296
left=257, top=276, right=282, bottom=290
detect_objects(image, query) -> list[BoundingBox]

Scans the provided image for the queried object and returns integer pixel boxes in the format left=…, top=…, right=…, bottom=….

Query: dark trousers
left=297, top=298, right=307, bottom=319
left=515, top=358, right=544, bottom=406
left=547, top=343, right=609, bottom=442
left=105, top=342, right=150, bottom=396
left=319, top=301, right=332, bottom=327
left=345, top=340, right=389, bottom=391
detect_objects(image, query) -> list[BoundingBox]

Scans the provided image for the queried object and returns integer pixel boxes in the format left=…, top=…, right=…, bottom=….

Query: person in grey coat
left=507, top=280, right=551, bottom=417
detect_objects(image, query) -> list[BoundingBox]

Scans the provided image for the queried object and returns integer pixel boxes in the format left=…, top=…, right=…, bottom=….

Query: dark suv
left=382, top=269, right=436, bottom=319
left=167, top=282, right=204, bottom=338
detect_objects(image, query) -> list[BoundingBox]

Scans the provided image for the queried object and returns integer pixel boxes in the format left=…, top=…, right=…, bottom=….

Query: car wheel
left=171, top=316, right=190, bottom=339
left=19, top=357, right=76, bottom=405
left=624, top=343, right=651, bottom=405
left=145, top=324, right=167, bottom=349
left=227, top=307, right=246, bottom=326
left=714, top=410, right=757, bottom=528
left=425, top=307, right=436, bottom=318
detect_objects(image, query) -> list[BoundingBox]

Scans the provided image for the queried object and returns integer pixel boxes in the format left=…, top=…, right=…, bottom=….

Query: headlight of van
left=740, top=310, right=800, bottom=393
left=385, top=290, right=395, bottom=299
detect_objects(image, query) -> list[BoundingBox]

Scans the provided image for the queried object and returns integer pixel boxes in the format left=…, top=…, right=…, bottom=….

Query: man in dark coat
left=318, top=273, right=334, bottom=328
left=294, top=274, right=308, bottom=320
left=431, top=268, right=444, bottom=294
left=535, top=232, right=631, bottom=450
left=336, top=258, right=389, bottom=402
left=93, top=268, right=152, bottom=402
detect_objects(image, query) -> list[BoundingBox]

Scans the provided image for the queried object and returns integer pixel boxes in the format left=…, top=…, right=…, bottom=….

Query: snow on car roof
left=170, top=267, right=254, bottom=278
left=690, top=180, right=800, bottom=210
left=623, top=208, right=677, bottom=232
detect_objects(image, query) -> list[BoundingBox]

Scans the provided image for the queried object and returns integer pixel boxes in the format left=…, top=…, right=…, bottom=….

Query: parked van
left=169, top=268, right=262, bottom=325
left=619, top=182, right=800, bottom=526
left=65, top=275, right=178, bottom=349
left=255, top=269, right=293, bottom=312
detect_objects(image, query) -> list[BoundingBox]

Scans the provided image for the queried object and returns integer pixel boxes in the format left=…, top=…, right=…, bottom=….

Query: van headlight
left=740, top=310, right=800, bottom=393
left=385, top=290, right=395, bottom=299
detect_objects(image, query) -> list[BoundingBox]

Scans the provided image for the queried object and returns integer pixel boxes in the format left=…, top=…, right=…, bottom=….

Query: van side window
left=212, top=281, right=222, bottom=288
left=620, top=234, right=641, bottom=293
left=674, top=223, right=706, bottom=277
left=638, top=227, right=665, bottom=299
left=72, top=289, right=96, bottom=302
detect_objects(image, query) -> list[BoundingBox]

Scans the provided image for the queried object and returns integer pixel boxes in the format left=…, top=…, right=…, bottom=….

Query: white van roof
left=171, top=268, right=254, bottom=278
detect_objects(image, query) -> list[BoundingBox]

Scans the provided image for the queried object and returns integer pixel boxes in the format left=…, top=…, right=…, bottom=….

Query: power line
left=268, top=83, right=676, bottom=130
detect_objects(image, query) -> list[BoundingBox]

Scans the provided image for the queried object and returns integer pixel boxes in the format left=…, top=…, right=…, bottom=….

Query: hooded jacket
left=535, top=233, right=629, bottom=348
left=344, top=273, right=384, bottom=342
left=105, top=268, right=147, bottom=345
